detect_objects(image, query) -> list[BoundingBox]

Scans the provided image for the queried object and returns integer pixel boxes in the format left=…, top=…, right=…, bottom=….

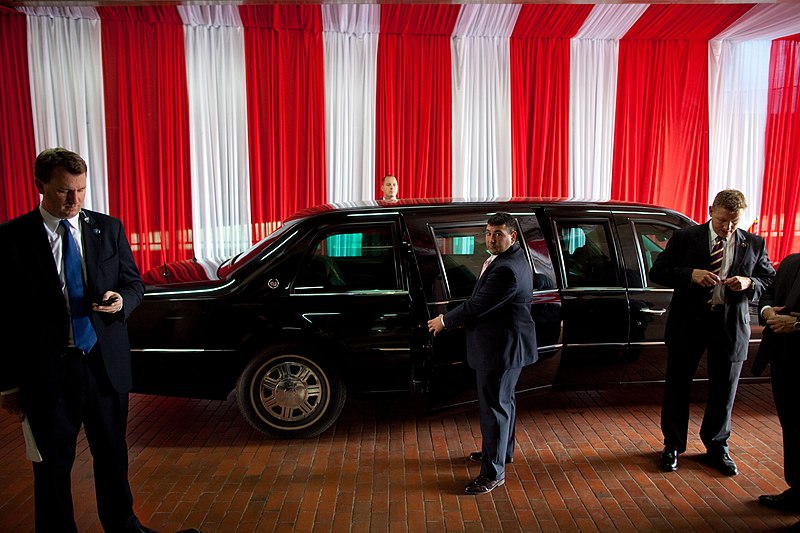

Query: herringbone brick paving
left=1, top=383, right=797, bottom=532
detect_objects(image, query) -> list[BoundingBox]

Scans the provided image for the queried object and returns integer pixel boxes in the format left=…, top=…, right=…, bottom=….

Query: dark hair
left=34, top=148, right=87, bottom=184
left=487, top=212, right=516, bottom=231
left=712, top=189, right=747, bottom=211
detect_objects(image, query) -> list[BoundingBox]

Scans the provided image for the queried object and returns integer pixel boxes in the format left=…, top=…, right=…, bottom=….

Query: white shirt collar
left=39, top=204, right=81, bottom=234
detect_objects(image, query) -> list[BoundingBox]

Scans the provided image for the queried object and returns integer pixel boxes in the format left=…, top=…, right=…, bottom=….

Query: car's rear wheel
left=236, top=348, right=345, bottom=438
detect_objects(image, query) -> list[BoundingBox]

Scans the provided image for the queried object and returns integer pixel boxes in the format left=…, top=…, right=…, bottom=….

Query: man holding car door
left=428, top=212, right=537, bottom=495
left=650, top=189, right=774, bottom=477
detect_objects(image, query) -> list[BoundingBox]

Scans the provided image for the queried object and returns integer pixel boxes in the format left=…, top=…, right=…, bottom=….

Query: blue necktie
left=60, top=220, right=97, bottom=353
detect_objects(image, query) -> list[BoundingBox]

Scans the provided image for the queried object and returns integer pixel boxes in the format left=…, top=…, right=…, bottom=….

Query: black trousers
left=475, top=367, right=522, bottom=481
left=28, top=349, right=135, bottom=533
left=771, top=352, right=800, bottom=489
left=661, top=310, right=743, bottom=453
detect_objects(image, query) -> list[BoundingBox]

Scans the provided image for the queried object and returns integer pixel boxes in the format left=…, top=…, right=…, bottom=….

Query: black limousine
left=129, top=199, right=766, bottom=438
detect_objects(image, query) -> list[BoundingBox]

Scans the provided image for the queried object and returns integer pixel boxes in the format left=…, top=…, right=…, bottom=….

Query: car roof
left=287, top=197, right=691, bottom=222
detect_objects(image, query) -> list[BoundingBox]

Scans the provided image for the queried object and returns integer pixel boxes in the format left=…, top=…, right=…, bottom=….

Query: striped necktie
left=60, top=220, right=97, bottom=353
left=708, top=236, right=725, bottom=306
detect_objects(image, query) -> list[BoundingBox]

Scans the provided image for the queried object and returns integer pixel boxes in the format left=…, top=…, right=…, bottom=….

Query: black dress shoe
left=659, top=448, right=678, bottom=472
left=705, top=451, right=738, bottom=476
left=468, top=451, right=513, bottom=464
left=758, top=489, right=800, bottom=511
left=464, top=475, right=505, bottom=495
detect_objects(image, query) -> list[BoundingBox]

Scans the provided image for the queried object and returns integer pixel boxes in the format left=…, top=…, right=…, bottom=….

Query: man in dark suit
left=428, top=212, right=537, bottom=494
left=650, top=189, right=774, bottom=476
left=752, top=253, right=800, bottom=512
left=0, top=149, right=152, bottom=532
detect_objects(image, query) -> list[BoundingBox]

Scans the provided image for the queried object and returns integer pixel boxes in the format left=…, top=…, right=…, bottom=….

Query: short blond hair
left=712, top=189, right=747, bottom=212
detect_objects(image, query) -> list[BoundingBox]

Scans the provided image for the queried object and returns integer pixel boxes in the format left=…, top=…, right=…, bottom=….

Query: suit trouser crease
left=661, top=311, right=743, bottom=453
left=29, top=350, right=135, bottom=533
left=475, top=367, right=522, bottom=481
left=772, top=354, right=800, bottom=489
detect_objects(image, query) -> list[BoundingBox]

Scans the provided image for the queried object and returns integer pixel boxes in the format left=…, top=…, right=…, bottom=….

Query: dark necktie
left=60, top=220, right=97, bottom=353
left=708, top=236, right=725, bottom=306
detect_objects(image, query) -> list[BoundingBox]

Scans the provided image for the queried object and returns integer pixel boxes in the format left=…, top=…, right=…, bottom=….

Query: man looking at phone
left=650, top=189, right=774, bottom=477
left=0, top=149, right=152, bottom=532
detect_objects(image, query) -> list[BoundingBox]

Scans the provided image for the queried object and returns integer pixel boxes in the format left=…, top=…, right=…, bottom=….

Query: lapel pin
left=93, top=228, right=101, bottom=235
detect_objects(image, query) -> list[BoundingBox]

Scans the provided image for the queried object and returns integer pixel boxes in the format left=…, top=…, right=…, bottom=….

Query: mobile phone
left=98, top=296, right=119, bottom=306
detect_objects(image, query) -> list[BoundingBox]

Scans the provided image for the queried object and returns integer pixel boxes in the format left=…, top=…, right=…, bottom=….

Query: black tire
left=236, top=347, right=346, bottom=438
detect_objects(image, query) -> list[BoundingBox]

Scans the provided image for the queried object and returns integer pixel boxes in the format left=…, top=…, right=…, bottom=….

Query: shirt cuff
left=1, top=387, right=20, bottom=395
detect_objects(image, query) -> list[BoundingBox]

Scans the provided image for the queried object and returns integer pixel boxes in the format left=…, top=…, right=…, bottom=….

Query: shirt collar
left=39, top=204, right=81, bottom=234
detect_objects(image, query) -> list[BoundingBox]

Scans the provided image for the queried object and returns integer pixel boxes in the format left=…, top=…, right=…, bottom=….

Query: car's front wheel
left=236, top=347, right=346, bottom=438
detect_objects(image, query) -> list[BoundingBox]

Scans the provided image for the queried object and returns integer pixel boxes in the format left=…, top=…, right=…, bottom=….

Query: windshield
left=218, top=218, right=302, bottom=278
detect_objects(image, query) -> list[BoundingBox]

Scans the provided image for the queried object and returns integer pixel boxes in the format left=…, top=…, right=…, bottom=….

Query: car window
left=633, top=222, right=673, bottom=287
left=293, top=225, right=399, bottom=293
left=556, top=221, right=618, bottom=288
left=431, top=225, right=488, bottom=300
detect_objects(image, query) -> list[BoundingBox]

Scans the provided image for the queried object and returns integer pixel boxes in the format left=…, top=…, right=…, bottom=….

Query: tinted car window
left=293, top=225, right=399, bottom=292
left=556, top=222, right=617, bottom=288
left=431, top=225, right=486, bottom=299
left=633, top=222, right=673, bottom=287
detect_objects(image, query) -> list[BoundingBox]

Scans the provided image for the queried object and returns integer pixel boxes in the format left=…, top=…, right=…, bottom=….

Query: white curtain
left=178, top=5, right=252, bottom=261
left=24, top=7, right=109, bottom=213
left=451, top=4, right=520, bottom=200
left=322, top=5, right=380, bottom=203
left=709, top=4, right=800, bottom=229
left=569, top=4, right=647, bottom=201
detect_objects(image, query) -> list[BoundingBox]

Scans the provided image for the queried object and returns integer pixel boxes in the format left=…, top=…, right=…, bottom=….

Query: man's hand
left=92, top=291, right=123, bottom=314
left=722, top=276, right=752, bottom=292
left=766, top=306, right=797, bottom=334
left=427, top=314, right=445, bottom=336
left=0, top=392, right=23, bottom=418
left=762, top=305, right=782, bottom=321
left=691, top=269, right=721, bottom=287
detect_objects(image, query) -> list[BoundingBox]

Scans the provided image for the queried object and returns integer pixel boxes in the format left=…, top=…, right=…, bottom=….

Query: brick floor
left=1, top=383, right=798, bottom=532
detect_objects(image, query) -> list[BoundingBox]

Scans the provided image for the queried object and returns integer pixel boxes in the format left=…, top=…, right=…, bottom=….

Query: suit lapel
left=80, top=211, right=101, bottom=294
left=728, top=229, right=747, bottom=275
left=784, top=257, right=800, bottom=311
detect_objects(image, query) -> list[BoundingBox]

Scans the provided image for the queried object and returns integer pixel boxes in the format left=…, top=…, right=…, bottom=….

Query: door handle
left=640, top=308, right=667, bottom=316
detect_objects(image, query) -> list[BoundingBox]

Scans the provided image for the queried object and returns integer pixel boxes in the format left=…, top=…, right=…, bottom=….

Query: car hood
left=141, top=258, right=223, bottom=286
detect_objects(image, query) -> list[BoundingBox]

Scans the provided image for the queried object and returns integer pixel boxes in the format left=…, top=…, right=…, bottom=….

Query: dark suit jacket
left=752, top=253, right=800, bottom=375
left=0, top=208, right=144, bottom=409
left=444, top=243, right=538, bottom=371
left=649, top=223, right=774, bottom=361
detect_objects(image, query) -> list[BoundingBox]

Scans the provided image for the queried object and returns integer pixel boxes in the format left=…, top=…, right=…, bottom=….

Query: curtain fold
left=511, top=5, right=593, bottom=198
left=611, top=4, right=753, bottom=223
left=0, top=8, right=38, bottom=221
left=709, top=4, right=800, bottom=229
left=376, top=5, right=460, bottom=200
left=569, top=4, right=647, bottom=201
left=760, top=35, right=800, bottom=261
left=451, top=4, right=520, bottom=200
left=239, top=5, right=327, bottom=241
left=322, top=5, right=380, bottom=203
left=178, top=5, right=252, bottom=261
left=98, top=6, right=193, bottom=273
left=25, top=7, right=109, bottom=213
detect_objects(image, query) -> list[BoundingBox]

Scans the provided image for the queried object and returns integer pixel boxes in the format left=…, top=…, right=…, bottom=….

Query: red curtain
left=376, top=5, right=459, bottom=200
left=0, top=7, right=38, bottom=222
left=760, top=34, right=800, bottom=263
left=239, top=6, right=327, bottom=242
left=98, top=7, right=193, bottom=274
left=611, top=5, right=753, bottom=223
left=510, top=5, right=592, bottom=199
